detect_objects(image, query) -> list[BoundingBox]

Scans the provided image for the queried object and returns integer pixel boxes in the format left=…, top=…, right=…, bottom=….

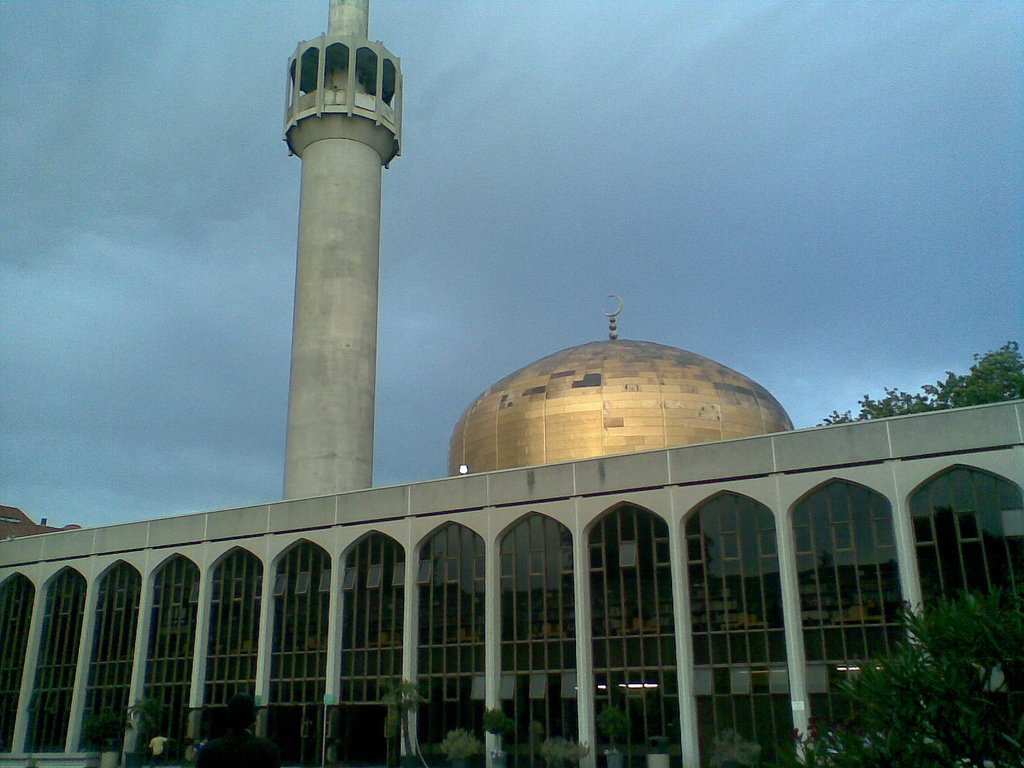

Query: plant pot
left=606, top=754, right=623, bottom=768
left=402, top=755, right=421, bottom=768
left=100, top=751, right=120, bottom=768
left=452, top=759, right=469, bottom=768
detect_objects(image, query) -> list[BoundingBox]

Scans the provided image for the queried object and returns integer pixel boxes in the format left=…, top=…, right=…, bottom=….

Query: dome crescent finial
left=604, top=294, right=623, bottom=339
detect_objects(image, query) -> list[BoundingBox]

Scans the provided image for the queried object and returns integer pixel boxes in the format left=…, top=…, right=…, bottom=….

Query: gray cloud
left=2, top=1, right=1021, bottom=527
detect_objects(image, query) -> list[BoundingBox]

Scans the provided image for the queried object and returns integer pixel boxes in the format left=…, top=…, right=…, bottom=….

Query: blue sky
left=2, top=1, right=1021, bottom=528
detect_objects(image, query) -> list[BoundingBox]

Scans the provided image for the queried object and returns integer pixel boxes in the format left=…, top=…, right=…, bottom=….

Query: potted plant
left=126, top=698, right=164, bottom=768
left=382, top=679, right=427, bottom=768
left=440, top=728, right=484, bottom=768
left=539, top=737, right=589, bottom=768
left=82, top=712, right=127, bottom=768
left=709, top=730, right=760, bottom=768
left=596, top=706, right=629, bottom=768
left=483, top=709, right=515, bottom=768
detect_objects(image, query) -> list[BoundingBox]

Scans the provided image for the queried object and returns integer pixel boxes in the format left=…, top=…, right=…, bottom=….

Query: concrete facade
left=2, top=402, right=1022, bottom=768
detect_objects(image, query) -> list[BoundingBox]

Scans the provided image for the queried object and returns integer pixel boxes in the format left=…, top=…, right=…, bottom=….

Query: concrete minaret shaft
left=282, top=0, right=401, bottom=498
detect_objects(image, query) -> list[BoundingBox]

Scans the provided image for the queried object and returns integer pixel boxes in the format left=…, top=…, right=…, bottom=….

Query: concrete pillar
left=66, top=574, right=100, bottom=752
left=323, top=548, right=345, bottom=708
left=187, top=564, right=214, bottom=739
left=887, top=458, right=924, bottom=612
left=400, top=530, right=421, bottom=756
left=124, top=566, right=156, bottom=756
left=484, top=526, right=501, bottom=766
left=572, top=505, right=596, bottom=768
left=667, top=508, right=700, bottom=768
left=253, top=557, right=276, bottom=734
left=773, top=478, right=811, bottom=738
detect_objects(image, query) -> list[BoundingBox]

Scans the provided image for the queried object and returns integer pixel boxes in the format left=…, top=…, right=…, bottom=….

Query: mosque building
left=1, top=2, right=1022, bottom=768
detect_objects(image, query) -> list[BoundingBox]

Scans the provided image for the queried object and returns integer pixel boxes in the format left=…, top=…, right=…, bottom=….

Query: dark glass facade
left=686, top=494, right=791, bottom=765
left=417, top=523, right=485, bottom=748
left=205, top=548, right=263, bottom=709
left=268, top=540, right=332, bottom=766
left=29, top=568, right=87, bottom=752
left=83, top=562, right=142, bottom=728
left=911, top=465, right=1024, bottom=601
left=499, top=513, right=577, bottom=758
left=590, top=505, right=678, bottom=756
left=0, top=574, right=35, bottom=751
left=144, top=555, right=200, bottom=753
left=792, top=481, right=902, bottom=722
left=337, top=532, right=406, bottom=766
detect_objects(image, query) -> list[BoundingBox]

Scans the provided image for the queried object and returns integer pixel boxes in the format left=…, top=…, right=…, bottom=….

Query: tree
left=774, top=591, right=1024, bottom=768
left=381, top=679, right=427, bottom=767
left=822, top=342, right=1024, bottom=424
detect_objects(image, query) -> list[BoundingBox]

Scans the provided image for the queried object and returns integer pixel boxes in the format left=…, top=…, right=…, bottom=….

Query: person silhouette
left=196, top=694, right=280, bottom=768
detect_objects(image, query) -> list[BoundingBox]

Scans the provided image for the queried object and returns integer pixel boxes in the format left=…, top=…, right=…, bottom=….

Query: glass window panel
left=721, top=533, right=739, bottom=559
left=561, top=672, right=577, bottom=698
left=913, top=517, right=933, bottom=543
left=392, top=562, right=405, bottom=585
left=832, top=522, right=852, bottom=550
left=795, top=527, right=812, bottom=553
left=729, top=668, right=751, bottom=694
left=342, top=568, right=357, bottom=590
left=620, top=541, right=637, bottom=567
left=294, top=572, right=310, bottom=595
left=470, top=675, right=485, bottom=700
left=318, top=570, right=331, bottom=592
left=806, top=664, right=828, bottom=694
left=417, top=561, right=432, bottom=584
left=693, top=668, right=713, bottom=696
left=273, top=574, right=287, bottom=596
left=1003, top=509, right=1024, bottom=537
left=529, top=672, right=547, bottom=699
left=560, top=547, right=574, bottom=573
left=769, top=667, right=789, bottom=694
left=499, top=674, right=516, bottom=700
left=958, top=512, right=979, bottom=540
left=367, top=565, right=382, bottom=589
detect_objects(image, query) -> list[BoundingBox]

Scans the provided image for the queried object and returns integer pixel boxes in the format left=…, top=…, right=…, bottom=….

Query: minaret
left=282, top=0, right=401, bottom=498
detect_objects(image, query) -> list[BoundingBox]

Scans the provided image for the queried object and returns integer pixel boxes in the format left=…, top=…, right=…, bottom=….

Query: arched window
left=685, top=494, right=790, bottom=765
left=911, top=465, right=1024, bottom=601
left=204, top=549, right=263, bottom=717
left=499, top=514, right=576, bottom=754
left=324, top=43, right=351, bottom=92
left=792, top=481, right=901, bottom=722
left=0, top=574, right=35, bottom=751
left=299, top=47, right=320, bottom=95
left=268, top=541, right=332, bottom=767
left=29, top=568, right=87, bottom=751
left=355, top=48, right=378, bottom=95
left=382, top=58, right=397, bottom=105
left=417, top=523, right=485, bottom=749
left=590, top=505, right=678, bottom=755
left=144, top=556, right=199, bottom=754
left=83, top=562, right=141, bottom=739
left=337, top=532, right=406, bottom=766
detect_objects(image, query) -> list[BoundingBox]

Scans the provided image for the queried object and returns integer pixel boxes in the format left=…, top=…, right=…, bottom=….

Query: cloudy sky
left=2, top=0, right=1021, bottom=529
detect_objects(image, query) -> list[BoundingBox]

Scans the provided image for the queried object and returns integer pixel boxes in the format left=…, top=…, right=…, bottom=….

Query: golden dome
left=448, top=339, right=793, bottom=474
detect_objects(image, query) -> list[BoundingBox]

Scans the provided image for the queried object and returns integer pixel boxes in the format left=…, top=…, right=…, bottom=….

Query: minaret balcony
left=284, top=34, right=402, bottom=146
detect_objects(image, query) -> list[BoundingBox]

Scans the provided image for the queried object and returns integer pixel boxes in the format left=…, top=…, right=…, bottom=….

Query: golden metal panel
left=448, top=339, right=792, bottom=474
